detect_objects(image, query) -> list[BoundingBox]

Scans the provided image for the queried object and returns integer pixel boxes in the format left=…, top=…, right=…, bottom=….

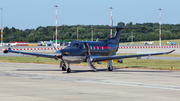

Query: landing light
left=64, top=52, right=71, bottom=55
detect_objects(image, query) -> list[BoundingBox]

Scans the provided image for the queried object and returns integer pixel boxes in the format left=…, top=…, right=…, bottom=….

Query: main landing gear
left=107, top=60, right=113, bottom=71
left=67, top=63, right=71, bottom=73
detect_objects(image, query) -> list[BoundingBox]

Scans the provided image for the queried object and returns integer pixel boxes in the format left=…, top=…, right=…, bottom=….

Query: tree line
left=1, top=22, right=180, bottom=43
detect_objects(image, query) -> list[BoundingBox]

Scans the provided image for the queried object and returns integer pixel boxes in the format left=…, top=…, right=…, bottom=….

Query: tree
left=2, top=22, right=180, bottom=43
left=117, top=22, right=125, bottom=27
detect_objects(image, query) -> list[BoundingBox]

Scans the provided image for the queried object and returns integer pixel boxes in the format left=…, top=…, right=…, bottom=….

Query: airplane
left=3, top=27, right=175, bottom=73
left=144, top=41, right=153, bottom=45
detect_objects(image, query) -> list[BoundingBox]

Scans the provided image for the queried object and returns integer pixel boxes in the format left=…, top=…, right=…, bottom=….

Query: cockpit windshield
left=70, top=42, right=85, bottom=49
left=71, top=43, right=79, bottom=47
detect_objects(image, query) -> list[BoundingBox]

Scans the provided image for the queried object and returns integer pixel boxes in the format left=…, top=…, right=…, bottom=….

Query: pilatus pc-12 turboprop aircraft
left=4, top=27, right=175, bottom=73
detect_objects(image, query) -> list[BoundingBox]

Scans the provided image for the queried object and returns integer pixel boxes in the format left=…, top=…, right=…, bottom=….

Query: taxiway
left=0, top=62, right=180, bottom=101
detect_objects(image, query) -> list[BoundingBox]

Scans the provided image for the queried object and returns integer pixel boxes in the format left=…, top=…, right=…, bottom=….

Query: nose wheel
left=62, top=66, right=66, bottom=71
left=60, top=61, right=67, bottom=71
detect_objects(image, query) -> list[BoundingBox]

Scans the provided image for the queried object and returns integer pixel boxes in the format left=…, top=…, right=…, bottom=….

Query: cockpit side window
left=70, top=42, right=86, bottom=49
left=79, top=43, right=86, bottom=49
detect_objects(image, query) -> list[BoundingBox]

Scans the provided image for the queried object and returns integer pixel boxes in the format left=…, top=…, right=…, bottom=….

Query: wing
left=91, top=49, right=175, bottom=62
left=3, top=48, right=59, bottom=60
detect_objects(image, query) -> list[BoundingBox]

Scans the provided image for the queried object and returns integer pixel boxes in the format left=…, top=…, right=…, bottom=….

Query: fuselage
left=56, top=40, right=118, bottom=63
left=55, top=27, right=122, bottom=63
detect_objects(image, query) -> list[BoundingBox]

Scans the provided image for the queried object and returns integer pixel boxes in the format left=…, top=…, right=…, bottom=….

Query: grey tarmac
left=0, top=62, right=180, bottom=101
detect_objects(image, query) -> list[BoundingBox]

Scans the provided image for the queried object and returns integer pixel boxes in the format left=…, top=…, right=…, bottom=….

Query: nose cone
left=55, top=51, right=62, bottom=56
left=60, top=46, right=80, bottom=56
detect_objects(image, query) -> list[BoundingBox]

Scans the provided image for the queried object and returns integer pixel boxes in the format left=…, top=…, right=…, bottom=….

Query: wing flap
left=92, top=49, right=175, bottom=62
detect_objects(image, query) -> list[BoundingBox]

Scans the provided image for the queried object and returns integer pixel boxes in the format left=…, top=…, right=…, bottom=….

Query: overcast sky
left=1, top=0, right=180, bottom=30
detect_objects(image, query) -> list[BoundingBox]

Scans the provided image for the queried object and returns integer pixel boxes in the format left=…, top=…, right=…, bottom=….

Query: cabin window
left=90, top=46, right=92, bottom=50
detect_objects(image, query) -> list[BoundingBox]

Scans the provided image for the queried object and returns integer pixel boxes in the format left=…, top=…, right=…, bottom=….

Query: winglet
left=167, top=49, right=176, bottom=54
left=3, top=48, right=11, bottom=53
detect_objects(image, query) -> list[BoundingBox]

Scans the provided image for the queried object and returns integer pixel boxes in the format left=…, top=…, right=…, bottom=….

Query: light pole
left=159, top=8, right=162, bottom=47
left=131, top=32, right=134, bottom=45
left=0, top=8, right=3, bottom=46
left=110, top=7, right=113, bottom=38
left=54, top=5, right=58, bottom=48
left=91, top=25, right=93, bottom=41
left=77, top=27, right=79, bottom=41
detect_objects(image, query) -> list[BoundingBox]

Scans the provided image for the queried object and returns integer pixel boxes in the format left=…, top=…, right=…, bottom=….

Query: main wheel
left=67, top=68, right=71, bottom=73
left=108, top=66, right=113, bottom=71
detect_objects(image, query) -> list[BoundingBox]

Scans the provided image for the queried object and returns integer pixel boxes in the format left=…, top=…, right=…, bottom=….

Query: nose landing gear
left=60, top=61, right=67, bottom=71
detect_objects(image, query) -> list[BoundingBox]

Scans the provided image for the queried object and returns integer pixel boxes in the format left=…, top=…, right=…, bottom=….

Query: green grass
left=0, top=56, right=60, bottom=64
left=0, top=56, right=179, bottom=70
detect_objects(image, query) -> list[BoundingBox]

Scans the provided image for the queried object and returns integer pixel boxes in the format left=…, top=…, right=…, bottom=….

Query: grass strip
left=0, top=56, right=179, bottom=70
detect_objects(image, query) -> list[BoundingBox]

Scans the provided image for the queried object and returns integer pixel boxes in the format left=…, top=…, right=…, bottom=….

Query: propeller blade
left=51, top=42, right=57, bottom=52
left=84, top=42, right=97, bottom=71
left=84, top=42, right=90, bottom=56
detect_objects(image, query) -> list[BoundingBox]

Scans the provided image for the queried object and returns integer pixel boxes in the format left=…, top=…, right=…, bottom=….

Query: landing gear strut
left=60, top=61, right=71, bottom=73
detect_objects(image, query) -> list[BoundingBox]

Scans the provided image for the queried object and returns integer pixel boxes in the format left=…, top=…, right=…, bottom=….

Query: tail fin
left=97, top=27, right=146, bottom=45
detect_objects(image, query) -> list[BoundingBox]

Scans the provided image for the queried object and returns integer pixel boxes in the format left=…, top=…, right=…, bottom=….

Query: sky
left=0, top=0, right=180, bottom=30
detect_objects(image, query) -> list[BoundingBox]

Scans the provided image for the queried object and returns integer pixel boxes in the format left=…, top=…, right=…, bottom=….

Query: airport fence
left=1, top=45, right=180, bottom=51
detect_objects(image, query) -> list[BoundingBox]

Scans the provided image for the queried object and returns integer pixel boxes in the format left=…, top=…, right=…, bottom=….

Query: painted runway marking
left=1, top=72, right=180, bottom=91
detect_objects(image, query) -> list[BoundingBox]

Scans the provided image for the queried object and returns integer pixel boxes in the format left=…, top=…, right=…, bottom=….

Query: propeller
left=84, top=42, right=97, bottom=71
left=51, top=42, right=67, bottom=70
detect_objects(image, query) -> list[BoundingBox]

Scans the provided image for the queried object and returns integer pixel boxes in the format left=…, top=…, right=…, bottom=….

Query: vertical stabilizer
left=97, top=27, right=146, bottom=45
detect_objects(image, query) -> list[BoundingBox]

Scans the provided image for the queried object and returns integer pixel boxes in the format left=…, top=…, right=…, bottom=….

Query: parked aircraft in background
left=4, top=27, right=175, bottom=73
left=170, top=42, right=177, bottom=45
left=144, top=41, right=153, bottom=45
